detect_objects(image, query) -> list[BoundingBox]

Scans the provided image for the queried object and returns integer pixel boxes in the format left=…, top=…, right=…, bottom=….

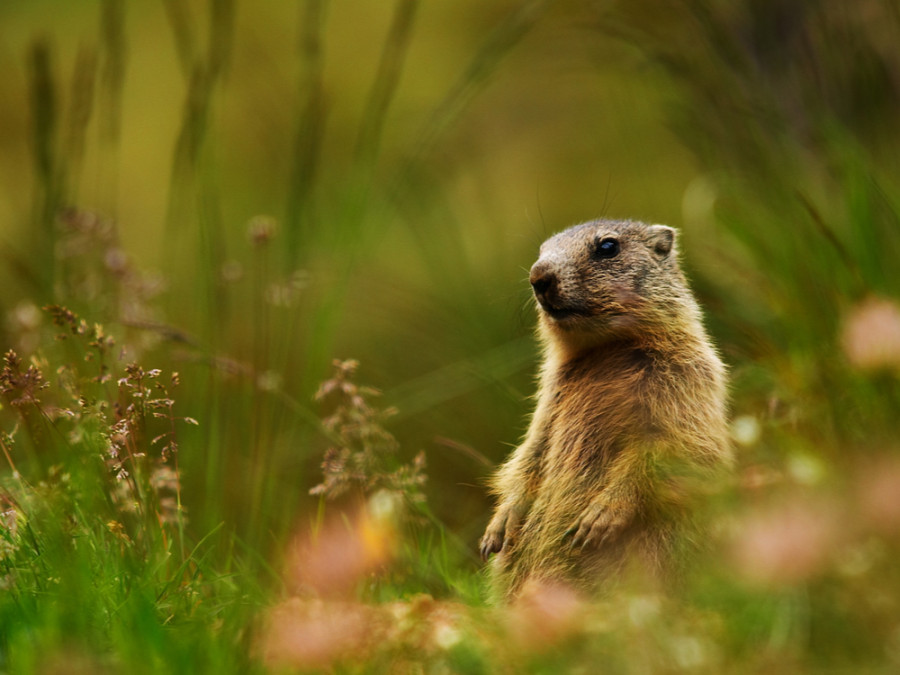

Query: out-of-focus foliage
left=1, top=0, right=900, bottom=672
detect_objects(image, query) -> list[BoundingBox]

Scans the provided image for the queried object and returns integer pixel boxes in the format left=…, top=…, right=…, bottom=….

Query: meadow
left=1, top=0, right=900, bottom=672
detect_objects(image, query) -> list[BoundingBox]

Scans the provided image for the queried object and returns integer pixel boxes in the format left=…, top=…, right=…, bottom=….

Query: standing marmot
left=480, top=219, right=731, bottom=599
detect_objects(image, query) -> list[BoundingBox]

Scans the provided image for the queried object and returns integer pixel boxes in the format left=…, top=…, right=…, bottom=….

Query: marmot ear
left=648, top=224, right=675, bottom=257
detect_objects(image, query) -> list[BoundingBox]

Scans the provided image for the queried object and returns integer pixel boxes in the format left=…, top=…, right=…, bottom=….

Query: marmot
left=480, top=219, right=731, bottom=599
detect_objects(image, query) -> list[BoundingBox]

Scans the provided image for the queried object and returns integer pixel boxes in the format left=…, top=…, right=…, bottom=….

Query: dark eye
left=594, top=237, right=620, bottom=259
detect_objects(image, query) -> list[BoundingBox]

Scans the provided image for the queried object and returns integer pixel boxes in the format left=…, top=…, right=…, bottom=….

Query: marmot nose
left=530, top=262, right=558, bottom=301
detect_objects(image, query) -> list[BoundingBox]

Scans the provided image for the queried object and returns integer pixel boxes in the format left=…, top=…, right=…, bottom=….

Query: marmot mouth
left=538, top=302, right=590, bottom=321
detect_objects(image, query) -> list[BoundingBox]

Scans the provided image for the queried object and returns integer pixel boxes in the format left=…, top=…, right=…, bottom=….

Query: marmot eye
left=595, top=237, right=620, bottom=259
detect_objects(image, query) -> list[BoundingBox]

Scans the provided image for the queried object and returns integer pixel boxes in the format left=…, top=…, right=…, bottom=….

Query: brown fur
left=480, top=219, right=731, bottom=600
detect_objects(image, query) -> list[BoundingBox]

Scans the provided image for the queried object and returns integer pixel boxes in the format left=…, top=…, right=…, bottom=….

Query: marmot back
left=480, top=219, right=731, bottom=600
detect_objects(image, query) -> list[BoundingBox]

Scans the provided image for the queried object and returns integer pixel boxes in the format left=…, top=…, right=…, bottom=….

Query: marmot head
left=530, top=219, right=698, bottom=345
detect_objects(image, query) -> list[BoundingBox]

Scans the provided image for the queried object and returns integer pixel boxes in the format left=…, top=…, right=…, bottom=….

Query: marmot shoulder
left=480, top=219, right=731, bottom=599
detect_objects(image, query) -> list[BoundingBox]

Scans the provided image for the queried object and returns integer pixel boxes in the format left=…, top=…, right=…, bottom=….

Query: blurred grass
left=1, top=0, right=900, bottom=672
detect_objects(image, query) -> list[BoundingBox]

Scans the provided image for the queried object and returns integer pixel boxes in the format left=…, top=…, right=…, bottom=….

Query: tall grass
left=3, top=1, right=549, bottom=671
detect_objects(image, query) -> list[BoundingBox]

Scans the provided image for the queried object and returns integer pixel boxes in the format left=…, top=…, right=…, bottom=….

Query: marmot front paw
left=479, top=505, right=524, bottom=561
left=479, top=528, right=504, bottom=561
left=565, top=500, right=633, bottom=550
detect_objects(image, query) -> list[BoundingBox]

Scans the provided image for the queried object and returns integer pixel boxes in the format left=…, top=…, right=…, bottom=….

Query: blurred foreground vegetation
left=2, top=0, right=900, bottom=672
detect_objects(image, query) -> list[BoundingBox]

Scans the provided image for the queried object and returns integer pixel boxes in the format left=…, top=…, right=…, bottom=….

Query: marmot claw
left=565, top=500, right=631, bottom=550
left=479, top=532, right=503, bottom=561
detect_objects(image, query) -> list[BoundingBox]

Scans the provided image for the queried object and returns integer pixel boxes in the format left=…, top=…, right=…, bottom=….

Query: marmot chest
left=542, top=348, right=655, bottom=472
